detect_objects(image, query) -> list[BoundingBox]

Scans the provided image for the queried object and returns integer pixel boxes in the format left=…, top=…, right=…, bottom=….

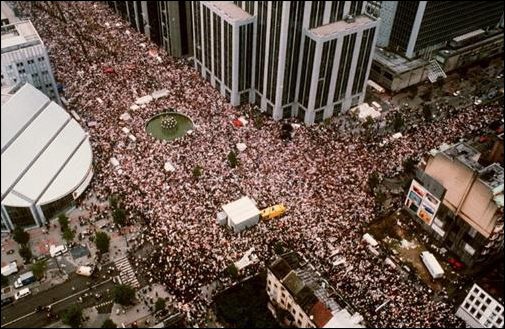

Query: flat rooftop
left=309, top=15, right=376, bottom=39
left=1, top=2, right=19, bottom=24
left=203, top=1, right=252, bottom=23
left=374, top=48, right=428, bottom=74
left=479, top=163, right=504, bottom=191
left=1, top=20, right=41, bottom=53
left=443, top=142, right=483, bottom=172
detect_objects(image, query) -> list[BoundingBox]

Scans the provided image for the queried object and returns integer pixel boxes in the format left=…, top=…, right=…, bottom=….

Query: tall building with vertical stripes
left=192, top=1, right=379, bottom=124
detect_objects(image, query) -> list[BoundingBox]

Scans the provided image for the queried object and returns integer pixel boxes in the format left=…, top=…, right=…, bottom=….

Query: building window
left=5, top=206, right=36, bottom=228
left=297, top=319, right=302, bottom=326
left=38, top=57, right=45, bottom=61
left=468, top=227, right=478, bottom=238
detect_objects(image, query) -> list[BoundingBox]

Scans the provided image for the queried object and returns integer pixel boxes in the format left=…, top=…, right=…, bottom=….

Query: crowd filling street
left=16, top=2, right=503, bottom=327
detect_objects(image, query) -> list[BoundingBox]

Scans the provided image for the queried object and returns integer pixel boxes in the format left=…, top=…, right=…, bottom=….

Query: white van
left=14, top=288, right=31, bottom=300
left=49, top=244, right=68, bottom=258
left=420, top=251, right=444, bottom=279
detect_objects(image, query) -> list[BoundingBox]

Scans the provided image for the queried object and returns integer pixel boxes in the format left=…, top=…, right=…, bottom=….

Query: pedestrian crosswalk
left=114, top=256, right=140, bottom=288
left=95, top=299, right=113, bottom=308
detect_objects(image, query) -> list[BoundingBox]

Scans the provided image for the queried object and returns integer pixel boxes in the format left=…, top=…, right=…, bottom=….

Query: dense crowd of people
left=20, top=2, right=503, bottom=327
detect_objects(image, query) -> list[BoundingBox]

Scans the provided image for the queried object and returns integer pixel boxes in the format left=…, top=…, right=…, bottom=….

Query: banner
left=405, top=180, right=441, bottom=225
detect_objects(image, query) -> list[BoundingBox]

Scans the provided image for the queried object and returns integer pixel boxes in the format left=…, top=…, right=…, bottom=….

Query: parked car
left=14, top=288, right=31, bottom=300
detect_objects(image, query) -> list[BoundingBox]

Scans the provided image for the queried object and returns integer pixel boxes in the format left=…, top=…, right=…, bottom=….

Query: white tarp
left=352, top=103, right=381, bottom=121
left=234, top=247, right=259, bottom=271
left=151, top=89, right=169, bottom=99
left=164, top=161, right=175, bottom=172
left=362, top=233, right=379, bottom=247
left=236, top=143, right=247, bottom=152
left=392, top=132, right=403, bottom=139
left=222, top=196, right=260, bottom=233
left=110, top=157, right=120, bottom=167
left=238, top=117, right=248, bottom=126
left=135, top=95, right=153, bottom=105
left=129, top=104, right=140, bottom=111
left=120, top=112, right=132, bottom=121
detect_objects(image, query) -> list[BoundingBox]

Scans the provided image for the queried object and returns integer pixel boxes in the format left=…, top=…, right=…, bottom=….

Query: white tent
left=236, top=143, right=247, bottom=152
left=164, top=161, right=175, bottom=172
left=120, top=112, right=132, bottom=121
left=151, top=89, right=169, bottom=100
left=222, top=196, right=260, bottom=233
left=110, top=157, right=120, bottom=168
left=135, top=95, right=153, bottom=105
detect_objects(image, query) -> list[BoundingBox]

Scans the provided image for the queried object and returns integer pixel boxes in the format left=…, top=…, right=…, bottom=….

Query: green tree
left=226, top=263, right=239, bottom=279
left=112, top=208, right=126, bottom=226
left=155, top=298, right=166, bottom=312
left=403, top=157, right=418, bottom=174
left=31, top=260, right=47, bottom=280
left=392, top=113, right=405, bottom=132
left=113, top=284, right=136, bottom=306
left=62, top=304, right=83, bottom=328
left=101, top=319, right=117, bottom=328
left=362, top=116, right=374, bottom=130
left=62, top=228, right=75, bottom=243
left=12, top=226, right=30, bottom=245
left=19, top=244, right=32, bottom=263
left=422, top=105, right=432, bottom=122
left=95, top=231, right=110, bottom=254
left=58, top=214, right=69, bottom=231
left=368, top=171, right=381, bottom=192
left=227, top=150, right=239, bottom=168
left=1, top=274, right=8, bottom=287
left=109, top=194, right=120, bottom=209
left=192, top=165, right=203, bottom=178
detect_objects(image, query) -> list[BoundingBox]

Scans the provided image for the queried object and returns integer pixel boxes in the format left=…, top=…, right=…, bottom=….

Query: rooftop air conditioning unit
left=345, top=15, right=355, bottom=23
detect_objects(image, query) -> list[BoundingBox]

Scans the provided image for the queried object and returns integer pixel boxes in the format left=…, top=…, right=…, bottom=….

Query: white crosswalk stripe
left=114, top=256, right=140, bottom=288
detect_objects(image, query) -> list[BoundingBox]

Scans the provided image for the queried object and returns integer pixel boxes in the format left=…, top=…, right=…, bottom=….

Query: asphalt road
left=1, top=264, right=117, bottom=328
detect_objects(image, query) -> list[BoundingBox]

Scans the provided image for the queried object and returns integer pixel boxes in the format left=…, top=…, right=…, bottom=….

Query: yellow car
left=260, top=204, right=286, bottom=221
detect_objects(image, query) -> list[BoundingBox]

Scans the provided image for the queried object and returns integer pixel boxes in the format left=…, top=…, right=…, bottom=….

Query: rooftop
left=308, top=15, right=376, bottom=40
left=374, top=48, right=428, bottom=74
left=478, top=163, right=504, bottom=192
left=1, top=2, right=19, bottom=24
left=269, top=252, right=364, bottom=328
left=1, top=20, right=41, bottom=53
left=1, top=83, right=93, bottom=207
left=203, top=1, right=252, bottom=24
left=442, top=142, right=483, bottom=171
left=221, top=196, right=260, bottom=225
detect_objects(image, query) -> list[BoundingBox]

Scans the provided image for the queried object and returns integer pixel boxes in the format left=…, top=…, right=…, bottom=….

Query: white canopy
left=236, top=143, right=247, bottom=152
left=135, top=95, right=153, bottom=105
left=120, top=112, right=132, bottom=121
left=164, top=161, right=175, bottom=172
left=352, top=103, right=381, bottom=121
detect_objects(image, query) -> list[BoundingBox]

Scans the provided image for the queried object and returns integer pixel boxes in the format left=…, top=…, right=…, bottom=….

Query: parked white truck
left=420, top=251, right=444, bottom=279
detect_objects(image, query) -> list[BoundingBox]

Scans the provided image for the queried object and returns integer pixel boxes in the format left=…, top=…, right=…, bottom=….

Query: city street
left=1, top=265, right=116, bottom=328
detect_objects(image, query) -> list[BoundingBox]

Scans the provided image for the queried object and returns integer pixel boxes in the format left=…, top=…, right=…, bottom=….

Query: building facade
left=106, top=1, right=193, bottom=57
left=267, top=251, right=365, bottom=328
left=456, top=284, right=504, bottom=328
left=193, top=1, right=379, bottom=124
left=1, top=20, right=60, bottom=104
left=377, top=1, right=503, bottom=59
left=405, top=142, right=504, bottom=267
left=367, top=1, right=504, bottom=92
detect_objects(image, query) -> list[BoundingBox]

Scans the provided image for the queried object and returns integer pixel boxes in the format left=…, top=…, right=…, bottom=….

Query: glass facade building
left=193, top=1, right=378, bottom=124
left=379, top=1, right=503, bottom=59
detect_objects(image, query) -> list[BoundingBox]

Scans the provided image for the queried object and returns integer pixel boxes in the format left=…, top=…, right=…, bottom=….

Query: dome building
left=1, top=83, right=93, bottom=231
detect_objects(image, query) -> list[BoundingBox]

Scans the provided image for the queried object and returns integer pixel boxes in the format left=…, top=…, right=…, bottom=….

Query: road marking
left=2, top=278, right=112, bottom=327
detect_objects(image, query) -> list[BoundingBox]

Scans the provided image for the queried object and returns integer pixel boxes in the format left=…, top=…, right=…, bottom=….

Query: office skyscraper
left=192, top=1, right=378, bottom=124
left=376, top=1, right=503, bottom=59
left=106, top=1, right=193, bottom=57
